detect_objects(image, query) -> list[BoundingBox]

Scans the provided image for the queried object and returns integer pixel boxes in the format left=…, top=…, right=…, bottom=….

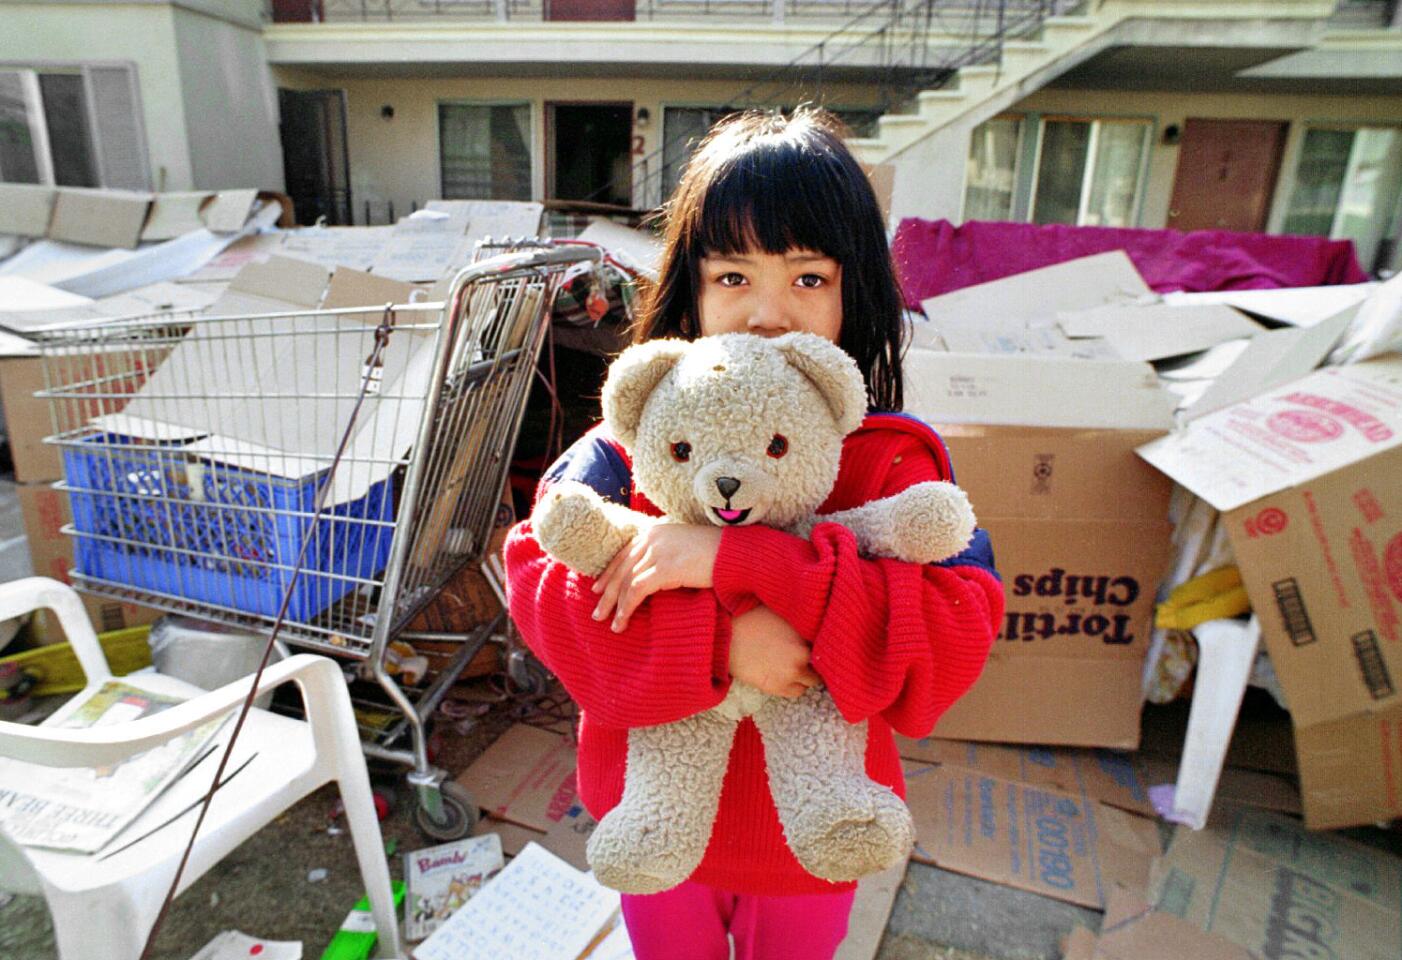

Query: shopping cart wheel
left=414, top=780, right=479, bottom=841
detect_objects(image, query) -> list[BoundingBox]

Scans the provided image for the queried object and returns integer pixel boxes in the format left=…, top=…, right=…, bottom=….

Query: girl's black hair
left=632, top=106, right=906, bottom=411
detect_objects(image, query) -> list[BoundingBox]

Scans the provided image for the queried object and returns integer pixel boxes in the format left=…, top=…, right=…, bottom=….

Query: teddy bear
left=532, top=331, right=977, bottom=895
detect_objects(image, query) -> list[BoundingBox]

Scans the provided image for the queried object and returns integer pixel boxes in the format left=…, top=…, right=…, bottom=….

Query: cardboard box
left=47, top=187, right=153, bottom=249
left=904, top=351, right=1175, bottom=748
left=141, top=191, right=215, bottom=242
left=16, top=481, right=161, bottom=640
left=1139, top=353, right=1402, bottom=827
left=0, top=352, right=59, bottom=482
left=1150, top=805, right=1402, bottom=960
left=456, top=724, right=580, bottom=834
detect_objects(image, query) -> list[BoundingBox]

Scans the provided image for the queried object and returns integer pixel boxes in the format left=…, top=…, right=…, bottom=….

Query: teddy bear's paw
left=586, top=808, right=704, bottom=895
left=786, top=787, right=915, bottom=883
left=890, top=481, right=977, bottom=564
left=533, top=483, right=618, bottom=576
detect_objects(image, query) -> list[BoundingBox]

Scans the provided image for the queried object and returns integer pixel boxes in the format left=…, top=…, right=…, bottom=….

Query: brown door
left=1167, top=119, right=1288, bottom=233
left=546, top=0, right=635, bottom=20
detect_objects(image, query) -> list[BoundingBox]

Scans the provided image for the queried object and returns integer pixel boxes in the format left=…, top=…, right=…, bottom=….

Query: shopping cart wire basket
left=37, top=242, right=602, bottom=836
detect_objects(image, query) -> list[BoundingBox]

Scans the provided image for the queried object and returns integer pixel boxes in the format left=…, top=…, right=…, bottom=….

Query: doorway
left=278, top=88, right=351, bottom=226
left=1166, top=119, right=1287, bottom=233
left=547, top=102, right=634, bottom=207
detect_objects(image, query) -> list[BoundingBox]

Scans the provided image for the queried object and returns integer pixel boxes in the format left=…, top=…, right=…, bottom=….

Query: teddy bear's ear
left=602, top=339, right=691, bottom=448
left=772, top=333, right=867, bottom=435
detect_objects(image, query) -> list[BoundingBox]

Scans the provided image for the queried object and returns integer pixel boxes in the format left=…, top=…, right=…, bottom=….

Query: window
left=963, top=115, right=1150, bottom=227
left=1031, top=118, right=1150, bottom=227
left=1283, top=125, right=1402, bottom=272
left=964, top=115, right=1022, bottom=221
left=0, top=65, right=148, bottom=189
left=439, top=102, right=532, bottom=201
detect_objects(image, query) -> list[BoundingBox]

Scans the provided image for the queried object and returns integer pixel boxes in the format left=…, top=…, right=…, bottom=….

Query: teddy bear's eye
left=671, top=441, right=692, bottom=462
left=767, top=434, right=788, bottom=458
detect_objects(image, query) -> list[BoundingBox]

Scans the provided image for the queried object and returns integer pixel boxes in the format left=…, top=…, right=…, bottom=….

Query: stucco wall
left=172, top=4, right=284, bottom=190
left=0, top=2, right=191, bottom=188
left=271, top=69, right=885, bottom=220
left=1014, top=87, right=1402, bottom=233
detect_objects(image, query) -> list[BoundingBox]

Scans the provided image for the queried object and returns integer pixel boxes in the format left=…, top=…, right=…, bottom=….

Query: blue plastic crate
left=63, top=434, right=396, bottom=621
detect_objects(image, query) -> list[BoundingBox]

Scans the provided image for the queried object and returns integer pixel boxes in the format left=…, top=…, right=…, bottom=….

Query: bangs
left=692, top=138, right=858, bottom=264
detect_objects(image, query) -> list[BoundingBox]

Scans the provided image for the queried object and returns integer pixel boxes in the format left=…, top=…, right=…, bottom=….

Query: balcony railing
left=267, top=0, right=1071, bottom=26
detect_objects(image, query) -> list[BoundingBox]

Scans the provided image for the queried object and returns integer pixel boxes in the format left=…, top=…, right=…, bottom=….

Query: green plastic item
left=320, top=880, right=405, bottom=960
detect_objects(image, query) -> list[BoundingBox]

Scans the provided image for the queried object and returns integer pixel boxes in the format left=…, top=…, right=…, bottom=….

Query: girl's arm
left=710, top=434, right=1003, bottom=739
left=504, top=432, right=733, bottom=729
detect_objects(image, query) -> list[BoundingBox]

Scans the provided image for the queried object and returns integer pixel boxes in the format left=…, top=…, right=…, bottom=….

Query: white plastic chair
left=0, top=577, right=402, bottom=960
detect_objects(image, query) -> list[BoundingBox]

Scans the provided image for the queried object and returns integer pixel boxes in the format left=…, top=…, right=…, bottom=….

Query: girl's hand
left=592, top=523, right=724, bottom=631
left=729, top=605, right=820, bottom=699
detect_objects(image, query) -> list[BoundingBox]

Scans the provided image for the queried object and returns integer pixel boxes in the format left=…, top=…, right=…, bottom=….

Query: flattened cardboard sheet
left=919, top=251, right=1151, bottom=328
left=1057, top=303, right=1262, bottom=362
left=905, top=761, right=1160, bottom=909
left=898, top=738, right=1155, bottom=817
left=455, top=724, right=580, bottom=834
left=1150, top=806, right=1402, bottom=960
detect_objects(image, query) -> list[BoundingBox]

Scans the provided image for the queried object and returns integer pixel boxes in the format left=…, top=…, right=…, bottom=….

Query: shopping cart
left=35, top=242, right=601, bottom=838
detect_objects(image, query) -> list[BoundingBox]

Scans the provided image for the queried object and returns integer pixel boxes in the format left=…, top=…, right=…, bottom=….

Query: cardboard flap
left=201, top=189, right=260, bottom=234
left=905, top=351, right=1176, bottom=430
left=0, top=183, right=57, bottom=237
left=94, top=271, right=439, bottom=504
left=919, top=251, right=1151, bottom=328
left=141, top=191, right=215, bottom=242
left=1058, top=303, right=1264, bottom=362
left=321, top=266, right=418, bottom=311
left=204, top=255, right=330, bottom=316
left=1183, top=310, right=1352, bottom=420
left=1138, top=353, right=1402, bottom=512
left=1165, top=283, right=1376, bottom=328
left=47, top=188, right=153, bottom=249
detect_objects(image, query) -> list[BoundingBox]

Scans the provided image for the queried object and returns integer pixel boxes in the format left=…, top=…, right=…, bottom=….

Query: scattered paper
left=188, top=930, right=301, bottom=960
left=413, top=842, right=619, bottom=960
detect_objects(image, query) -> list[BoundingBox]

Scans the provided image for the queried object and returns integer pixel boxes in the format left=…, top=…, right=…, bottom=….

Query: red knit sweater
left=503, top=413, right=1003, bottom=895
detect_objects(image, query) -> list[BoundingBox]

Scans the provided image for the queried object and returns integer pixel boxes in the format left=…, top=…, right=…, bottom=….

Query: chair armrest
left=0, top=577, right=110, bottom=687
left=0, top=654, right=343, bottom=769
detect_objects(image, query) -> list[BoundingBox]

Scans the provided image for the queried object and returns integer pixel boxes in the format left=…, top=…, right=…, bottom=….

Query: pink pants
left=620, top=881, right=857, bottom=960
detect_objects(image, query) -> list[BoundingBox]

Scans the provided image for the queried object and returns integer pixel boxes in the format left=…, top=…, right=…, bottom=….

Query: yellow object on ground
left=1155, top=566, right=1251, bottom=631
left=0, top=625, right=153, bottom=695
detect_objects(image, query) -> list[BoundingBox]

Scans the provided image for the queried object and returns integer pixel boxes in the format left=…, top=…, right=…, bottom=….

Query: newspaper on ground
left=0, top=680, right=228, bottom=853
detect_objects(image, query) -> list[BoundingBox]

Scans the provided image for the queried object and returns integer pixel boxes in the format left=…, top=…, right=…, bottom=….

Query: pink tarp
left=892, top=219, right=1369, bottom=311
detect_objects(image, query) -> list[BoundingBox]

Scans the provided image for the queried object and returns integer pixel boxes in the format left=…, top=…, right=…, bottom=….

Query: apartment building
left=1, top=0, right=1400, bottom=271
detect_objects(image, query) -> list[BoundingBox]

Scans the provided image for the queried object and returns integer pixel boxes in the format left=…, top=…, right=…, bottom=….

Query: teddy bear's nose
left=715, top=477, right=741, bottom=500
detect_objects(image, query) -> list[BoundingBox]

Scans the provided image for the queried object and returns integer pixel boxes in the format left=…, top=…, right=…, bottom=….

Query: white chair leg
left=45, top=885, right=147, bottom=960
left=303, top=660, right=401, bottom=959
left=1164, top=618, right=1259, bottom=830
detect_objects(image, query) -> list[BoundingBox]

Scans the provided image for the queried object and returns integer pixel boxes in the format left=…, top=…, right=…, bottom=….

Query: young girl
left=504, top=108, right=1002, bottom=960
